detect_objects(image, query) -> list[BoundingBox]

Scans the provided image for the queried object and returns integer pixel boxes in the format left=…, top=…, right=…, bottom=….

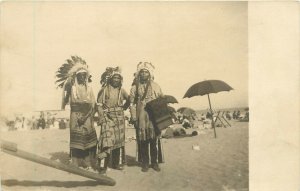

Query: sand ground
left=0, top=120, right=248, bottom=191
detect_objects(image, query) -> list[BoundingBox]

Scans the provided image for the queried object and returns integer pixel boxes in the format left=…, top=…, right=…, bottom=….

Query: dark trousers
left=99, top=148, right=121, bottom=169
left=140, top=139, right=158, bottom=165
left=71, top=147, right=97, bottom=169
left=111, top=148, right=121, bottom=167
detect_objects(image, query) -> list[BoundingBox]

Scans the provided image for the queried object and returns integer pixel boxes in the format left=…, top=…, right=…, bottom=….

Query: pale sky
left=0, top=2, right=248, bottom=115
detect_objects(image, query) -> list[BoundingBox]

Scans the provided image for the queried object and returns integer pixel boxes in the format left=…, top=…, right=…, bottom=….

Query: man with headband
left=130, top=62, right=164, bottom=172
left=96, top=67, right=130, bottom=174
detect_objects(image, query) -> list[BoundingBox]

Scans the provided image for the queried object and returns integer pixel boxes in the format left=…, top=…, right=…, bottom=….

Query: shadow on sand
left=49, top=151, right=70, bottom=165
left=172, top=134, right=194, bottom=139
left=1, top=179, right=108, bottom=187
left=125, top=155, right=141, bottom=167
left=48, top=152, right=141, bottom=168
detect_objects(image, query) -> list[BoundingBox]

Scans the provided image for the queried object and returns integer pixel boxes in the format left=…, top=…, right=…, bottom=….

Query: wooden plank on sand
left=0, top=139, right=116, bottom=186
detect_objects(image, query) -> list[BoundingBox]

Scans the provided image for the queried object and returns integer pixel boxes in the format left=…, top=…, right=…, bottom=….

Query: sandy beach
left=0, top=120, right=248, bottom=191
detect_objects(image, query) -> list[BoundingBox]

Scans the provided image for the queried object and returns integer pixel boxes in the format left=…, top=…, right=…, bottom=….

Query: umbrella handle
left=207, top=94, right=217, bottom=138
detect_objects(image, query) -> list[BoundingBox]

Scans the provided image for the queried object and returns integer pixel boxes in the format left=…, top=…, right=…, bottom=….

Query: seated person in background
left=233, top=111, right=237, bottom=119
left=236, top=110, right=241, bottom=119
left=162, top=127, right=174, bottom=139
left=245, top=111, right=249, bottom=121
left=225, top=111, right=232, bottom=120
left=177, top=116, right=182, bottom=123
left=200, top=113, right=206, bottom=121
left=206, top=111, right=212, bottom=120
left=174, top=127, right=187, bottom=136
left=37, top=116, right=46, bottom=129
left=182, top=117, right=191, bottom=129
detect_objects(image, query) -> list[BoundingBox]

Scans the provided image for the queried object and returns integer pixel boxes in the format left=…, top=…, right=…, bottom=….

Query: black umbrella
left=163, top=95, right=178, bottom=104
left=183, top=80, right=233, bottom=138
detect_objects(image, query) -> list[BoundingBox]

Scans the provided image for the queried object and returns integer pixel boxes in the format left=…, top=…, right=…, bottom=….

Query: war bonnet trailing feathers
left=55, top=56, right=92, bottom=109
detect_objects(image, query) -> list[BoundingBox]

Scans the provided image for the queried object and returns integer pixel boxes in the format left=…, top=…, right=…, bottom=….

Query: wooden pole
left=214, top=111, right=220, bottom=123
left=221, top=112, right=231, bottom=127
left=207, top=94, right=217, bottom=138
left=0, top=140, right=116, bottom=186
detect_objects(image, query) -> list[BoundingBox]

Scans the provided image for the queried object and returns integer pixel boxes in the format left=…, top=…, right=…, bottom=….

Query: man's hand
left=97, top=120, right=104, bottom=126
left=129, top=117, right=136, bottom=124
left=130, top=118, right=138, bottom=128
left=78, top=116, right=87, bottom=126
left=107, top=119, right=115, bottom=127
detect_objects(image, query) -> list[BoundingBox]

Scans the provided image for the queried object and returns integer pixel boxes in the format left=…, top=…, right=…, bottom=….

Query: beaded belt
left=103, top=106, right=123, bottom=113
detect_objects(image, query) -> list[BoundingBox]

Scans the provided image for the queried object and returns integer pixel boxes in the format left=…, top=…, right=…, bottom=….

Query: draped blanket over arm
left=130, top=81, right=163, bottom=141
left=97, top=86, right=129, bottom=152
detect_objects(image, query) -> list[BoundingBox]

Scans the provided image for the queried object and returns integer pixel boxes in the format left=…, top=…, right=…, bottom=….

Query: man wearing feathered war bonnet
left=96, top=67, right=130, bottom=174
left=130, top=62, right=164, bottom=172
left=56, top=56, right=97, bottom=170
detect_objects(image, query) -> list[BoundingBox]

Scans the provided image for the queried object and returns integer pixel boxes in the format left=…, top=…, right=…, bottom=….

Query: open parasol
left=183, top=80, right=233, bottom=138
left=163, top=95, right=178, bottom=104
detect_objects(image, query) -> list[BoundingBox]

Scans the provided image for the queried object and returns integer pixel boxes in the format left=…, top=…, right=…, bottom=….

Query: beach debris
left=222, top=185, right=236, bottom=191
left=192, top=145, right=200, bottom=151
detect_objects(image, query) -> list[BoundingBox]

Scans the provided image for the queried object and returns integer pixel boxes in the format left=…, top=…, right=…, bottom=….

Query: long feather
left=55, top=55, right=87, bottom=89
left=55, top=74, right=67, bottom=78
left=55, top=77, right=68, bottom=83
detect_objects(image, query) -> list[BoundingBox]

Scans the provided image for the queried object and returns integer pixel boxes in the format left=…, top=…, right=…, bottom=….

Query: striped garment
left=69, top=84, right=97, bottom=151
left=69, top=111, right=97, bottom=150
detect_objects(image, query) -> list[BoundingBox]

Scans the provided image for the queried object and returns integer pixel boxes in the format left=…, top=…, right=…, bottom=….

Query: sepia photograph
left=0, top=1, right=298, bottom=191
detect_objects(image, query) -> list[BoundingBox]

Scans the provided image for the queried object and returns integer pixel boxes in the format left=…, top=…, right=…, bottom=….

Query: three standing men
left=57, top=59, right=165, bottom=173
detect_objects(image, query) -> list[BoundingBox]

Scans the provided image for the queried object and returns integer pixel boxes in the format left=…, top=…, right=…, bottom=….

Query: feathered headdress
left=55, top=56, right=92, bottom=109
left=100, top=66, right=122, bottom=87
left=137, top=61, right=155, bottom=79
left=55, top=56, right=91, bottom=88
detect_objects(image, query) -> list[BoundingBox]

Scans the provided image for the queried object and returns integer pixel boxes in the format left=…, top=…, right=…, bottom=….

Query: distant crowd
left=3, top=109, right=249, bottom=132
left=4, top=115, right=69, bottom=131
left=173, top=109, right=249, bottom=129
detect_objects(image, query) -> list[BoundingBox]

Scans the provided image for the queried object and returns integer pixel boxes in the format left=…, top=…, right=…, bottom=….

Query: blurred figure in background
left=37, top=115, right=46, bottom=130
left=59, top=119, right=66, bottom=129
